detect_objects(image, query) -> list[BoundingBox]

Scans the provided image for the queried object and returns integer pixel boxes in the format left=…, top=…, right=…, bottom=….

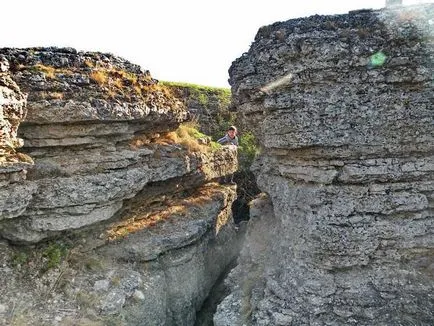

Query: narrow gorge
left=1, top=3, right=433, bottom=326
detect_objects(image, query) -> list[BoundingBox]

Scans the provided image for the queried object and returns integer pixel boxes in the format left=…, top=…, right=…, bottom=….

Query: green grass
left=197, top=92, right=209, bottom=106
left=160, top=80, right=230, bottom=93
left=12, top=251, right=29, bottom=267
left=210, top=142, right=222, bottom=151
left=42, top=241, right=69, bottom=270
left=183, top=123, right=208, bottom=139
left=238, top=131, right=260, bottom=171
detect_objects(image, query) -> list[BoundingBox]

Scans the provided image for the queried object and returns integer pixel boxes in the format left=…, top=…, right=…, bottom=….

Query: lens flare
left=369, top=51, right=387, bottom=67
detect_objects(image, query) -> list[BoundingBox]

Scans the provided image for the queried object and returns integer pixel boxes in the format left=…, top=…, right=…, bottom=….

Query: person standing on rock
left=217, top=126, right=239, bottom=146
left=217, top=126, right=238, bottom=184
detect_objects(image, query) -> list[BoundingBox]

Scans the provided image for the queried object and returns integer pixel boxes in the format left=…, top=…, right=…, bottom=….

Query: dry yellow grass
left=133, top=85, right=142, bottom=95
left=103, top=181, right=231, bottom=242
left=105, top=185, right=223, bottom=241
left=16, top=152, right=34, bottom=164
left=112, top=78, right=123, bottom=89
left=107, top=89, right=116, bottom=99
left=40, top=91, right=64, bottom=100
left=34, top=64, right=56, bottom=79
left=84, top=60, right=94, bottom=68
left=160, top=123, right=214, bottom=153
left=106, top=204, right=186, bottom=241
left=163, top=132, right=178, bottom=144
left=0, top=152, right=34, bottom=164
left=129, top=135, right=151, bottom=150
left=180, top=137, right=203, bottom=152
left=90, top=70, right=108, bottom=85
left=129, top=122, right=214, bottom=154
left=32, top=64, right=73, bottom=79
left=89, top=68, right=163, bottom=101
left=28, top=62, right=178, bottom=106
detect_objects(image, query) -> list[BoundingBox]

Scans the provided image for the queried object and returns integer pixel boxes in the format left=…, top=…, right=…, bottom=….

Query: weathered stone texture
left=0, top=48, right=240, bottom=325
left=0, top=184, right=241, bottom=326
left=96, top=184, right=241, bottom=326
left=0, top=57, right=34, bottom=228
left=0, top=56, right=26, bottom=149
left=0, top=48, right=239, bottom=243
left=0, top=56, right=27, bottom=158
left=217, top=4, right=434, bottom=325
left=0, top=47, right=187, bottom=126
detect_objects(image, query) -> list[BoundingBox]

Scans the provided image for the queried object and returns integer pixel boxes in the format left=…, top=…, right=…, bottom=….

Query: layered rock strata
left=0, top=48, right=240, bottom=325
left=0, top=47, right=239, bottom=243
left=216, top=4, right=433, bottom=325
left=0, top=56, right=33, bottom=234
left=1, top=182, right=241, bottom=326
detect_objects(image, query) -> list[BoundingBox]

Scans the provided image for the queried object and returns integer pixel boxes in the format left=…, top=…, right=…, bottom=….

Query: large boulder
left=216, top=4, right=434, bottom=325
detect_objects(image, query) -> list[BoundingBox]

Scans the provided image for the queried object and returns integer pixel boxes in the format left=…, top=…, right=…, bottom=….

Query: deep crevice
left=194, top=170, right=260, bottom=325
left=194, top=258, right=238, bottom=326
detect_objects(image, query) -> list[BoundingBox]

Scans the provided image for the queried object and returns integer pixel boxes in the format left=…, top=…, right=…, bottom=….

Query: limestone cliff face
left=0, top=57, right=27, bottom=156
left=0, top=56, right=33, bottom=228
left=216, top=4, right=433, bottom=325
left=1, top=47, right=185, bottom=125
left=0, top=48, right=240, bottom=325
left=0, top=47, right=238, bottom=243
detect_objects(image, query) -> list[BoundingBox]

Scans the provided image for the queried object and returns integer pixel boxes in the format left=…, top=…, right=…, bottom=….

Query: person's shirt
left=217, top=134, right=239, bottom=146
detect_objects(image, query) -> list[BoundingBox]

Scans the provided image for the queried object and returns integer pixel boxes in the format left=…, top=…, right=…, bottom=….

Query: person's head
left=227, top=126, right=237, bottom=138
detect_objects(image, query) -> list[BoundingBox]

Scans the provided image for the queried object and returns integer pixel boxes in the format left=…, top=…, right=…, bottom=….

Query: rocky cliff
left=0, top=48, right=240, bottom=325
left=0, top=56, right=31, bottom=210
left=0, top=57, right=27, bottom=157
left=216, top=4, right=433, bottom=325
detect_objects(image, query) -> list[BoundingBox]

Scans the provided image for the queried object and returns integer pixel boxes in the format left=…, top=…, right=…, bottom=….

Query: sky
left=0, top=0, right=431, bottom=88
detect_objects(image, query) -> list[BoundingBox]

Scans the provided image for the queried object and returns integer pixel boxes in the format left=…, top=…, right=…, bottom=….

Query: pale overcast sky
left=0, top=0, right=431, bottom=87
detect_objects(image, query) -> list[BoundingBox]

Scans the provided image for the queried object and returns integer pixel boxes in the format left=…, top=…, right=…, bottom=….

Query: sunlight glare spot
left=260, top=73, right=293, bottom=94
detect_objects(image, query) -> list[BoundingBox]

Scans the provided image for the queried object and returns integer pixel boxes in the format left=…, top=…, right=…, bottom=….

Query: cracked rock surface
left=215, top=4, right=434, bottom=325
